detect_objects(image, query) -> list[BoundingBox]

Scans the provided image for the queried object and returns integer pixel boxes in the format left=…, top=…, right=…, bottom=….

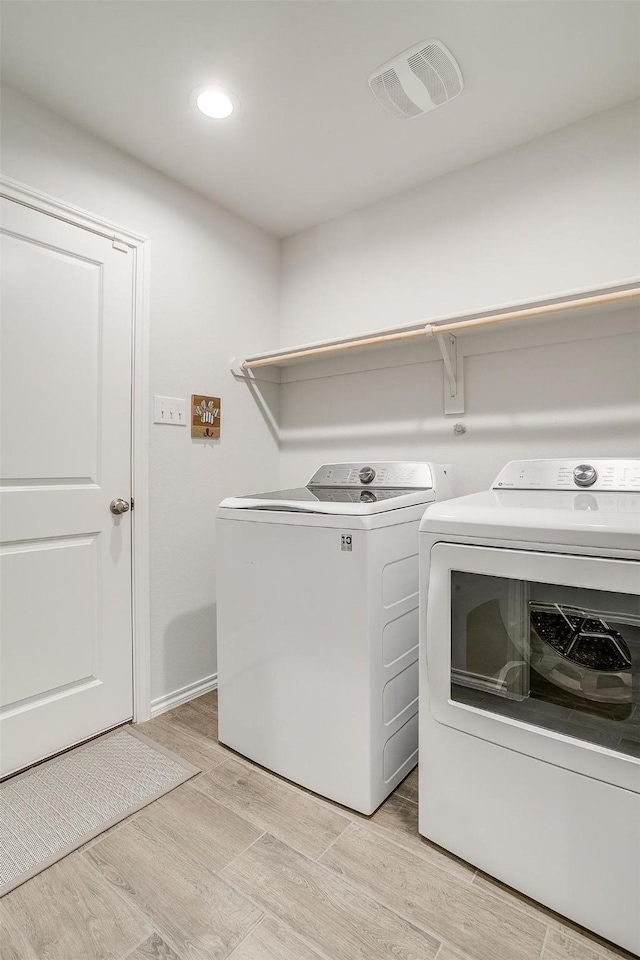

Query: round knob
left=110, top=498, right=130, bottom=515
left=360, top=490, right=377, bottom=502
left=358, top=466, right=376, bottom=485
left=573, top=464, right=598, bottom=487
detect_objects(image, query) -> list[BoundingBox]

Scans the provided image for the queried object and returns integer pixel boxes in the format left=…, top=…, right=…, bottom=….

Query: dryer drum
left=529, top=602, right=633, bottom=703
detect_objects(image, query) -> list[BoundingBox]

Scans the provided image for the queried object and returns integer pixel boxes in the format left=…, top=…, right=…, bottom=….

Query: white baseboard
left=150, top=673, right=218, bottom=718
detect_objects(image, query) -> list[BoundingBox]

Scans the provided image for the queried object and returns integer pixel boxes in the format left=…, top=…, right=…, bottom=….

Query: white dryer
left=419, top=459, right=640, bottom=953
left=216, top=461, right=451, bottom=814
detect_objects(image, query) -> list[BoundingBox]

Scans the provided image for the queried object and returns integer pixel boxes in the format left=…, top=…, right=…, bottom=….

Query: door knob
left=110, top=498, right=130, bottom=515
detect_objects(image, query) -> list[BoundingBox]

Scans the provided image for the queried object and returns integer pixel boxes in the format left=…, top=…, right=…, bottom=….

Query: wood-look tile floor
left=1, top=691, right=633, bottom=960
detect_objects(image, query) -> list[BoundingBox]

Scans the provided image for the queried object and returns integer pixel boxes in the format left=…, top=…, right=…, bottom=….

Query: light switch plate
left=154, top=396, right=187, bottom=425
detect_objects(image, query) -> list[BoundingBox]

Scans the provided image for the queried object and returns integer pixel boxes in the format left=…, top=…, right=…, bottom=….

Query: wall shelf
left=231, top=279, right=640, bottom=415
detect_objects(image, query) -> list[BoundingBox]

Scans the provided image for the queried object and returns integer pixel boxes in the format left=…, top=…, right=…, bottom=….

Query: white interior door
left=0, top=197, right=134, bottom=777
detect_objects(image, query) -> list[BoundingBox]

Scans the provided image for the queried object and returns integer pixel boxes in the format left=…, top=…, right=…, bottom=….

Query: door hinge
left=112, top=237, right=129, bottom=253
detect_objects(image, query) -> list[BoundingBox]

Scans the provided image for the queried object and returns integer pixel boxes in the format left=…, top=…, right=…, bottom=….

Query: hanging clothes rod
left=242, top=327, right=424, bottom=369
left=424, top=285, right=640, bottom=338
left=240, top=285, right=640, bottom=371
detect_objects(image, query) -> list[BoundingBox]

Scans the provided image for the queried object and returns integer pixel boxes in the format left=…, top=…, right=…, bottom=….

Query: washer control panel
left=308, top=462, right=434, bottom=489
left=493, top=459, right=640, bottom=491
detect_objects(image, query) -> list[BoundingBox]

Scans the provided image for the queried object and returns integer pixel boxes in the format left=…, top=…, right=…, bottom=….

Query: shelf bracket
left=424, top=326, right=465, bottom=415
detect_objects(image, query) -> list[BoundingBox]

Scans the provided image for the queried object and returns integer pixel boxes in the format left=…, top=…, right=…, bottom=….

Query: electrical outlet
left=154, top=396, right=187, bottom=425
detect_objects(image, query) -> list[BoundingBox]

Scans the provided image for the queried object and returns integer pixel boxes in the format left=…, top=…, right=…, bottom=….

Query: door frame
left=1, top=175, right=152, bottom=722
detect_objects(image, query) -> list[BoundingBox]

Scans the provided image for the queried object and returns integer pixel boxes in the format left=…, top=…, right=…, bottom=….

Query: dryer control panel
left=493, top=459, right=640, bottom=492
left=308, top=461, right=434, bottom=489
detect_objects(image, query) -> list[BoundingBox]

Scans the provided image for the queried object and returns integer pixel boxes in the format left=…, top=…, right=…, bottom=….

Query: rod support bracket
left=424, top=326, right=464, bottom=415
left=230, top=357, right=250, bottom=379
left=230, top=358, right=282, bottom=384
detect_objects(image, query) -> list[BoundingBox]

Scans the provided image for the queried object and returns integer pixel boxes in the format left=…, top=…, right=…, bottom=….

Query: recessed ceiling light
left=194, top=87, right=235, bottom=120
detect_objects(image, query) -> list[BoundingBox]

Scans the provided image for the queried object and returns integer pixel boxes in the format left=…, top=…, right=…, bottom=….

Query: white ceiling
left=2, top=1, right=639, bottom=238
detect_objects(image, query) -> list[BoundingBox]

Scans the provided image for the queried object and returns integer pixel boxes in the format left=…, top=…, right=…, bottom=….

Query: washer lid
left=219, top=461, right=443, bottom=515
left=219, top=485, right=437, bottom=515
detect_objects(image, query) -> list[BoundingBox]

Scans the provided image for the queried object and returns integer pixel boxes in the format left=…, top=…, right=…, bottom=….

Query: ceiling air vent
left=368, top=39, right=463, bottom=119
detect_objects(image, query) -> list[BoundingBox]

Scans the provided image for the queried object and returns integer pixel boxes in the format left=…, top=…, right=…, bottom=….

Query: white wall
left=0, top=85, right=281, bottom=708
left=2, top=87, right=639, bottom=710
left=279, top=101, right=640, bottom=495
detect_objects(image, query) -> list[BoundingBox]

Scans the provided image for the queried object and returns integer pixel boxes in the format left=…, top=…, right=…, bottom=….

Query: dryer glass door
left=427, top=544, right=640, bottom=789
left=450, top=570, right=638, bottom=757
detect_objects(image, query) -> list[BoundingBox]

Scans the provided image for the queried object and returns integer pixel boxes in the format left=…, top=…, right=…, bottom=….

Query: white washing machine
left=216, top=461, right=452, bottom=814
left=419, top=459, right=640, bottom=953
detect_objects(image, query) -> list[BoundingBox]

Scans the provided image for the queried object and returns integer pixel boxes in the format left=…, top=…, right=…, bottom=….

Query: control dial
left=573, top=464, right=598, bottom=487
left=358, top=466, right=376, bottom=484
